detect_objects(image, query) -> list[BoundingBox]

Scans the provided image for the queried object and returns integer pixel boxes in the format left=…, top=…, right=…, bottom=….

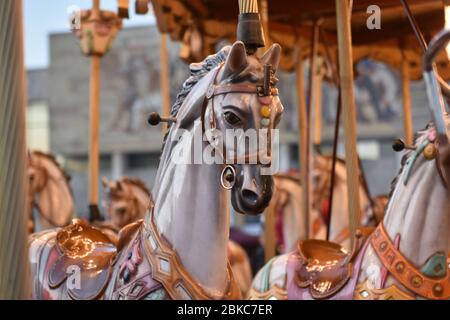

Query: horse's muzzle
left=230, top=164, right=273, bottom=215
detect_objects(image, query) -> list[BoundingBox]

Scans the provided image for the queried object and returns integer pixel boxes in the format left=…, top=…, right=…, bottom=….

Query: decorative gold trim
left=355, top=280, right=415, bottom=300
left=247, top=285, right=288, bottom=300
left=141, top=209, right=241, bottom=300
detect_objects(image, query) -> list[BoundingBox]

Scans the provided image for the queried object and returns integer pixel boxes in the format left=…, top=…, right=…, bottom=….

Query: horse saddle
left=48, top=219, right=118, bottom=300
left=295, top=228, right=373, bottom=299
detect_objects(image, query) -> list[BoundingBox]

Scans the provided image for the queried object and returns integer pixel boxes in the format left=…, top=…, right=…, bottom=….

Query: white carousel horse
left=27, top=151, right=74, bottom=232
left=272, top=155, right=384, bottom=253
left=100, top=176, right=254, bottom=296
left=250, top=122, right=450, bottom=300
left=28, top=41, right=283, bottom=300
left=249, top=29, right=450, bottom=300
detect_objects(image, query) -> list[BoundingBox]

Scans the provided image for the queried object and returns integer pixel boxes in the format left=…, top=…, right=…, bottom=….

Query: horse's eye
left=224, top=111, right=241, bottom=126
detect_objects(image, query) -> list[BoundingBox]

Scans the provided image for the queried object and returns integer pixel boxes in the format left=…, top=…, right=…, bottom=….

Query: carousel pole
left=258, top=0, right=270, bottom=47
left=296, top=39, right=309, bottom=241
left=313, top=60, right=324, bottom=150
left=89, top=34, right=101, bottom=219
left=335, top=0, right=361, bottom=249
left=73, top=0, right=122, bottom=221
left=159, top=33, right=171, bottom=134
left=401, top=50, right=414, bottom=145
left=257, top=0, right=277, bottom=262
left=0, top=0, right=31, bottom=299
left=319, top=29, right=341, bottom=241
left=302, top=20, right=320, bottom=240
left=88, top=0, right=102, bottom=221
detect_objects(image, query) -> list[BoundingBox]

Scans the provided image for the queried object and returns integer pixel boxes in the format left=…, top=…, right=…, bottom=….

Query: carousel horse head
left=159, top=41, right=283, bottom=215
left=27, top=151, right=74, bottom=230
left=102, top=177, right=152, bottom=229
left=217, top=42, right=283, bottom=214
left=298, top=155, right=373, bottom=245
left=27, top=152, right=48, bottom=196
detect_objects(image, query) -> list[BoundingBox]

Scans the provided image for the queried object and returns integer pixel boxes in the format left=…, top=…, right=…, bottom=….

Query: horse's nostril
left=242, top=189, right=258, bottom=205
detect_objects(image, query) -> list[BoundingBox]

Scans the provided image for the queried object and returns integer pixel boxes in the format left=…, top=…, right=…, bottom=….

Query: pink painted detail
left=380, top=233, right=400, bottom=289
left=321, top=199, right=330, bottom=223
left=258, top=96, right=272, bottom=105
left=428, top=128, right=437, bottom=142
left=119, top=239, right=143, bottom=281
left=286, top=237, right=370, bottom=300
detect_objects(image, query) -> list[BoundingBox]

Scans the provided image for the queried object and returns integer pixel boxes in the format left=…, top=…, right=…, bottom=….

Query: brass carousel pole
left=89, top=24, right=101, bottom=220
left=0, top=0, right=31, bottom=299
left=335, top=0, right=360, bottom=249
left=159, top=33, right=170, bottom=134
left=401, top=50, right=414, bottom=145
left=73, top=0, right=122, bottom=221
left=313, top=59, right=324, bottom=150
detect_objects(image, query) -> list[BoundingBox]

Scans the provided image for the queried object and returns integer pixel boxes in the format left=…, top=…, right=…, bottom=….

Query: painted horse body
left=250, top=121, right=450, bottom=300
left=29, top=41, right=283, bottom=300
left=27, top=151, right=74, bottom=232
left=100, top=176, right=253, bottom=296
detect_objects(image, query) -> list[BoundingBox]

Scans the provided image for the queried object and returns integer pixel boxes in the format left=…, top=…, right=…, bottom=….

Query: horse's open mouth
left=230, top=165, right=273, bottom=215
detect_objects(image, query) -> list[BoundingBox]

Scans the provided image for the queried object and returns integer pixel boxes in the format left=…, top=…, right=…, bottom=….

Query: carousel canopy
left=150, top=0, right=450, bottom=80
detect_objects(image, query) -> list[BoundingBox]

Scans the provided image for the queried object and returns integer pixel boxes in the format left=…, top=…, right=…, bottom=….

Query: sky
left=24, top=0, right=154, bottom=69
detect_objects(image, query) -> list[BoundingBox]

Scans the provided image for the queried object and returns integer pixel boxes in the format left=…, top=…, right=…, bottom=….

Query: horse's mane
left=32, top=150, right=71, bottom=184
left=386, top=125, right=431, bottom=207
left=275, top=173, right=300, bottom=184
left=121, top=177, right=151, bottom=199
left=161, top=46, right=230, bottom=150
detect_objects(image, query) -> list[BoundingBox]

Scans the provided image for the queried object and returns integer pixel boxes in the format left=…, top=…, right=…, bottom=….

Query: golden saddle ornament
left=48, top=219, right=117, bottom=300
left=295, top=229, right=373, bottom=299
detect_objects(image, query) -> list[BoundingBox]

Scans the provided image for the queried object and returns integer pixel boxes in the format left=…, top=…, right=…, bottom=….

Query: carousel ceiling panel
left=150, top=0, right=450, bottom=79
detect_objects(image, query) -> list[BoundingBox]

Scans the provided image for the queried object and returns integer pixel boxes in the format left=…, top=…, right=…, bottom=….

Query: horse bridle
left=200, top=63, right=279, bottom=189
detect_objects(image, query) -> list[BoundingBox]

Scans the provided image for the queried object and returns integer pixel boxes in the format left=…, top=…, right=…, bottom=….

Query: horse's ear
left=102, top=177, right=109, bottom=188
left=261, top=43, right=281, bottom=72
left=116, top=181, right=123, bottom=191
left=221, top=41, right=247, bottom=81
left=27, top=150, right=33, bottom=162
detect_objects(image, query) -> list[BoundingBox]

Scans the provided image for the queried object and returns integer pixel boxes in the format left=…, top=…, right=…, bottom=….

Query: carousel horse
left=98, top=177, right=152, bottom=240
left=249, top=30, right=450, bottom=300
left=27, top=151, right=74, bottom=232
left=28, top=41, right=283, bottom=300
left=273, top=155, right=384, bottom=253
left=250, top=122, right=450, bottom=300
left=101, top=176, right=254, bottom=296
